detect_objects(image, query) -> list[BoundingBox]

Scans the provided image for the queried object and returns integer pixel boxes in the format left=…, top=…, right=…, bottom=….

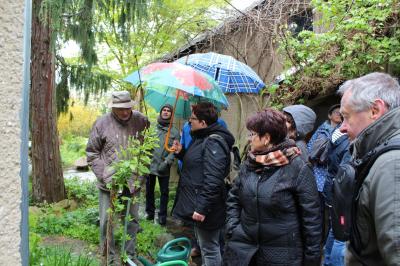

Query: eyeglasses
left=332, top=110, right=341, bottom=115
left=189, top=116, right=199, bottom=121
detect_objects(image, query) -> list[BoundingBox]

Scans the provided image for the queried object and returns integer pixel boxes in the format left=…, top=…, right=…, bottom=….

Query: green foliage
left=109, top=125, right=159, bottom=193
left=30, top=245, right=98, bottom=266
left=60, top=135, right=88, bottom=168
left=65, top=177, right=98, bottom=205
left=276, top=0, right=400, bottom=104
left=106, top=125, right=159, bottom=261
left=38, top=0, right=226, bottom=113
left=33, top=206, right=99, bottom=245
left=30, top=211, right=99, bottom=265
left=136, top=220, right=168, bottom=257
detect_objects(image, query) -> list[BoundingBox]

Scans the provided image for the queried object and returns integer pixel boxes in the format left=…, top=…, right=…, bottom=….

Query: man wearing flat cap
left=86, top=90, right=149, bottom=265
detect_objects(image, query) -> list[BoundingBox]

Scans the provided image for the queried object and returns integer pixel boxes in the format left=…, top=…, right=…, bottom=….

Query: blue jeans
left=194, top=226, right=223, bottom=266
left=324, top=229, right=345, bottom=266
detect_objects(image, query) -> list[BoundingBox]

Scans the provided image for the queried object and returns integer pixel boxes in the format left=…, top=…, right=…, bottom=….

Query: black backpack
left=331, top=138, right=400, bottom=247
left=309, top=136, right=330, bottom=165
left=202, top=134, right=241, bottom=189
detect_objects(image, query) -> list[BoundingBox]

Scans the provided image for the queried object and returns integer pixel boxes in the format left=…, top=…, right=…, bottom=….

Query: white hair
left=338, top=72, right=400, bottom=112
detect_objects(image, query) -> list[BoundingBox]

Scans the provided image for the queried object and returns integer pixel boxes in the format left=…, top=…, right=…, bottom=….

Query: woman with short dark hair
left=172, top=102, right=235, bottom=266
left=223, top=108, right=321, bottom=266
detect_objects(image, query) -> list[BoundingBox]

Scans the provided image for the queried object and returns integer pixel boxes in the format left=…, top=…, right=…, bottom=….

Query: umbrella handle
left=164, top=92, right=180, bottom=153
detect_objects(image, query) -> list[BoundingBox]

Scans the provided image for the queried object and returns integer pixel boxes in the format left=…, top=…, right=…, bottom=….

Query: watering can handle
left=159, top=237, right=191, bottom=254
left=164, top=92, right=180, bottom=153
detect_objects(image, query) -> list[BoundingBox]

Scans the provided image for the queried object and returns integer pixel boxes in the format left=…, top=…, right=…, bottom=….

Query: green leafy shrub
left=65, top=177, right=98, bottom=206
left=60, top=135, right=88, bottom=168
left=275, top=0, right=400, bottom=104
left=136, top=220, right=168, bottom=257
left=34, top=206, right=99, bottom=245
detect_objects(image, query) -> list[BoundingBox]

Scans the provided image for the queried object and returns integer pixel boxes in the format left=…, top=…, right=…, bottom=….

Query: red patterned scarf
left=247, top=138, right=301, bottom=170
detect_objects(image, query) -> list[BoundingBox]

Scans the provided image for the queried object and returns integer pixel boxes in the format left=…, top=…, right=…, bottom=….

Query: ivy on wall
left=270, top=0, right=400, bottom=105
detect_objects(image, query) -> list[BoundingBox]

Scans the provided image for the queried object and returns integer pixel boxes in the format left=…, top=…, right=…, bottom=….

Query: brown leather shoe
left=190, top=247, right=201, bottom=257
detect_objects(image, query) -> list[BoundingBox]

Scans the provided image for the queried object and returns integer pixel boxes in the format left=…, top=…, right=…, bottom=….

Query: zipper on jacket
left=256, top=175, right=261, bottom=244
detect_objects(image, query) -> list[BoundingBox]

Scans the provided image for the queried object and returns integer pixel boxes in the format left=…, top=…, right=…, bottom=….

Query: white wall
left=0, top=0, right=25, bottom=264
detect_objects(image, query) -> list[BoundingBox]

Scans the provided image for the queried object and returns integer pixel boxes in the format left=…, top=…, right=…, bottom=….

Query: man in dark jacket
left=146, top=104, right=179, bottom=226
left=172, top=102, right=235, bottom=266
left=338, top=72, right=400, bottom=265
left=322, top=125, right=351, bottom=266
left=86, top=91, right=149, bottom=265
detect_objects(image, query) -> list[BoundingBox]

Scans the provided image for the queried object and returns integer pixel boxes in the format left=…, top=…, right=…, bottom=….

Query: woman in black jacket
left=223, top=108, right=321, bottom=266
left=172, top=102, right=235, bottom=266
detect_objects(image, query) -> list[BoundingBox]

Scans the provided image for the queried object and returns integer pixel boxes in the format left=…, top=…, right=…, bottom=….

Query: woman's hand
left=172, top=140, right=182, bottom=154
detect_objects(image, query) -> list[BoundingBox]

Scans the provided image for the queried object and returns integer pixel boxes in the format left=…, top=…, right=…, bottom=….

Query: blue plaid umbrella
left=176, top=52, right=265, bottom=93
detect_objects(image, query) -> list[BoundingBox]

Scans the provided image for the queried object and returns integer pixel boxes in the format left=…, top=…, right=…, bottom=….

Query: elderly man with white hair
left=338, top=72, right=400, bottom=266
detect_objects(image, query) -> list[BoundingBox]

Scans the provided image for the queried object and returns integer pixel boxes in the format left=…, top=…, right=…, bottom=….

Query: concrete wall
left=0, top=0, right=25, bottom=264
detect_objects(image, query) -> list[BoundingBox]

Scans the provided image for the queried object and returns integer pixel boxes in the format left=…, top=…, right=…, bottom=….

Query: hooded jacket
left=149, top=104, right=180, bottom=177
left=86, top=111, right=149, bottom=191
left=283, top=105, right=316, bottom=161
left=347, top=107, right=400, bottom=266
left=172, top=122, right=235, bottom=230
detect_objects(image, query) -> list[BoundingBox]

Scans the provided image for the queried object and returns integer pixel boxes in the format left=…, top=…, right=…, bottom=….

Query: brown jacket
left=86, top=111, right=149, bottom=191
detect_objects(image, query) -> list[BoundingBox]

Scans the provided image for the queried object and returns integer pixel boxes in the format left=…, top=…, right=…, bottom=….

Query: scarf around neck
left=157, top=116, right=171, bottom=127
left=247, top=138, right=301, bottom=171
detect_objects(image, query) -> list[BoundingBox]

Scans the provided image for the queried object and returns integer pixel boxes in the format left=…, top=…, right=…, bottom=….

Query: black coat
left=223, top=156, right=321, bottom=266
left=172, top=123, right=235, bottom=230
left=322, top=133, right=351, bottom=205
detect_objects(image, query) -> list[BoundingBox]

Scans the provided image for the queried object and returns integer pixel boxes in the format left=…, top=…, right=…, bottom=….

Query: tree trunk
left=30, top=0, right=65, bottom=203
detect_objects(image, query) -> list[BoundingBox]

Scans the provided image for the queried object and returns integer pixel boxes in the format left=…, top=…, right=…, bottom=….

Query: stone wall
left=0, top=0, right=25, bottom=264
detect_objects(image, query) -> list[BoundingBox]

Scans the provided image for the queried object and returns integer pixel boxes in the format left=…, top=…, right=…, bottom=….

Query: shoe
left=145, top=214, right=154, bottom=221
left=158, top=216, right=167, bottom=226
left=190, top=247, right=201, bottom=257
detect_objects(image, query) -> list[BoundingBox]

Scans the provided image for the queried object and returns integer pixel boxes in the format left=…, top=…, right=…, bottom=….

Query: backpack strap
left=201, top=134, right=231, bottom=181
left=350, top=137, right=400, bottom=254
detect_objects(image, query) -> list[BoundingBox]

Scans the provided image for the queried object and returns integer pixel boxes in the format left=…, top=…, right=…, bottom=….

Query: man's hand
left=172, top=140, right=182, bottom=154
left=192, top=211, right=205, bottom=222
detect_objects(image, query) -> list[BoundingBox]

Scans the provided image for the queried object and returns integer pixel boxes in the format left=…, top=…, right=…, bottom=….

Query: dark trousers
left=145, top=174, right=170, bottom=218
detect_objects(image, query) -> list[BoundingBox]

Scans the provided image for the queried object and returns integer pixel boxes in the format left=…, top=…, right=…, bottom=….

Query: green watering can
left=133, top=237, right=191, bottom=266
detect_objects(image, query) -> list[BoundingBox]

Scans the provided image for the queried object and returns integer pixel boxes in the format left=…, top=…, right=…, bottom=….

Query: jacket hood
left=283, top=104, right=317, bottom=138
left=192, top=122, right=235, bottom=149
left=352, top=106, right=400, bottom=158
left=283, top=105, right=316, bottom=138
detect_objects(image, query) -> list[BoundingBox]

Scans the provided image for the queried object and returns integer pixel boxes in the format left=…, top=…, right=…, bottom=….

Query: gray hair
left=338, top=72, right=400, bottom=112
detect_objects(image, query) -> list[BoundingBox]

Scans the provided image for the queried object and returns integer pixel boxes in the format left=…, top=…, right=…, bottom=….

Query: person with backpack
left=322, top=125, right=351, bottom=266
left=176, top=115, right=230, bottom=258
left=307, top=104, right=342, bottom=244
left=338, top=72, right=400, bottom=265
left=223, top=108, right=321, bottom=266
left=171, top=102, right=235, bottom=266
